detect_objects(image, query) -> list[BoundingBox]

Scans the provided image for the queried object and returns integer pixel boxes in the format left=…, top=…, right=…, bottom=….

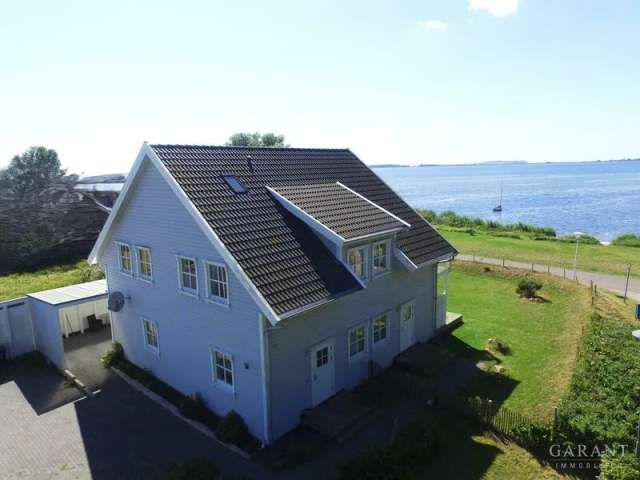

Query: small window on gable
left=117, top=242, right=132, bottom=275
left=206, top=262, right=229, bottom=304
left=136, top=246, right=153, bottom=281
left=223, top=175, right=247, bottom=194
left=177, top=256, right=198, bottom=295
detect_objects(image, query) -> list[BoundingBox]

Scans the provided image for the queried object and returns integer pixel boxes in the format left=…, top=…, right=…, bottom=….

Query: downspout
left=258, top=314, right=272, bottom=445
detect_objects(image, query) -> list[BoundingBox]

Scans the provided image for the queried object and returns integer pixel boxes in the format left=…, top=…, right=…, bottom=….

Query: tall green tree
left=0, top=146, right=64, bottom=207
left=226, top=132, right=289, bottom=147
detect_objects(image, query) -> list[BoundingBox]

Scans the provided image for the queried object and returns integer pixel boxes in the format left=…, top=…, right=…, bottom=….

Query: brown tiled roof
left=150, top=145, right=456, bottom=316
left=270, top=182, right=408, bottom=240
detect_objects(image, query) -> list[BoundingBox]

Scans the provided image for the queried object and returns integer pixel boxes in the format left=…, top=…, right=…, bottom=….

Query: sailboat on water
left=493, top=182, right=503, bottom=212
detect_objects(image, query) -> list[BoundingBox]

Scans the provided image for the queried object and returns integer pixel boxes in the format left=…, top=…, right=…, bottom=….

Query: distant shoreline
left=370, top=158, right=640, bottom=168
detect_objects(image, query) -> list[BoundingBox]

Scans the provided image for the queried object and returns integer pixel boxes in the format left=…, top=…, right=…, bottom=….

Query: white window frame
left=346, top=245, right=369, bottom=282
left=348, top=323, right=368, bottom=363
left=176, top=255, right=198, bottom=297
left=116, top=242, right=133, bottom=276
left=204, top=261, right=229, bottom=306
left=135, top=245, right=153, bottom=282
left=401, top=300, right=416, bottom=324
left=372, top=239, right=391, bottom=277
left=211, top=349, right=235, bottom=393
left=372, top=312, right=390, bottom=346
left=141, top=318, right=159, bottom=355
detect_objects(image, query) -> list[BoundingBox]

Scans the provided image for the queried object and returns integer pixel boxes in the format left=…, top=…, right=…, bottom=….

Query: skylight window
left=222, top=175, right=247, bottom=194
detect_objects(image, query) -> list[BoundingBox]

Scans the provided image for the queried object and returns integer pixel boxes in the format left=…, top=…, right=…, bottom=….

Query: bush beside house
left=339, top=420, right=439, bottom=480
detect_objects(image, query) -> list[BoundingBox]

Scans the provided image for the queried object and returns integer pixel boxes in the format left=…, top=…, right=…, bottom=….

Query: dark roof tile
left=150, top=145, right=456, bottom=316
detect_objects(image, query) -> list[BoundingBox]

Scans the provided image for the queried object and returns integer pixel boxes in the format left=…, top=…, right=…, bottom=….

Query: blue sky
left=1, top=0, right=638, bottom=174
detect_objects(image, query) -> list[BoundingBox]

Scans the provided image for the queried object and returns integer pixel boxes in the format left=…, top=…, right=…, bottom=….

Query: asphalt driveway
left=0, top=358, right=271, bottom=480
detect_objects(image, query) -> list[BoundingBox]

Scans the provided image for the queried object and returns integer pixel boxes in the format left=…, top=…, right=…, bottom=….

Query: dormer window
left=223, top=175, right=247, bottom=194
left=372, top=240, right=390, bottom=276
left=347, top=245, right=368, bottom=281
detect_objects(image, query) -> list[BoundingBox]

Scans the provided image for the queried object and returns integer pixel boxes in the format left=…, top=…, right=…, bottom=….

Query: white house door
left=400, top=301, right=416, bottom=351
left=310, top=339, right=335, bottom=407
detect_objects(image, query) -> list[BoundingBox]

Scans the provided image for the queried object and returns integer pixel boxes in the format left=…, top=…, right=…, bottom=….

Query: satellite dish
left=108, top=292, right=125, bottom=312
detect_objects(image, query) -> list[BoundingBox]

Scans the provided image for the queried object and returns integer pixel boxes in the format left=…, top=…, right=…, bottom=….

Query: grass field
left=428, top=414, right=565, bottom=480
left=441, top=227, right=640, bottom=278
left=0, top=260, right=104, bottom=302
left=445, top=261, right=593, bottom=420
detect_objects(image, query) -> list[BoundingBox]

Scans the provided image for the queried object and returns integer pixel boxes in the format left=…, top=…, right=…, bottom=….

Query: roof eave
left=89, top=143, right=282, bottom=326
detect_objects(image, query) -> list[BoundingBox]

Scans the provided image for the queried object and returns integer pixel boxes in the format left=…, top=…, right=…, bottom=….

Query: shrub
left=101, top=342, right=124, bottom=367
left=511, top=423, right=554, bottom=450
left=419, top=209, right=437, bottom=223
left=612, top=234, right=640, bottom=248
left=339, top=421, right=439, bottom=480
left=215, top=411, right=248, bottom=446
left=516, top=278, right=543, bottom=298
left=486, top=338, right=512, bottom=355
left=490, top=231, right=522, bottom=239
left=178, top=393, right=216, bottom=427
left=78, top=263, right=105, bottom=283
left=418, top=210, right=557, bottom=237
left=558, top=234, right=600, bottom=245
left=558, top=311, right=640, bottom=446
left=600, top=452, right=640, bottom=480
left=165, top=458, right=221, bottom=480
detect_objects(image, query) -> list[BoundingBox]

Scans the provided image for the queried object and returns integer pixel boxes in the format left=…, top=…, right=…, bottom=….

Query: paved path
left=0, top=365, right=272, bottom=480
left=458, top=254, right=640, bottom=303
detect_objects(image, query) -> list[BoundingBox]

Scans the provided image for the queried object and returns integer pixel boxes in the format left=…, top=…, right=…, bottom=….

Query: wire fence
left=457, top=254, right=638, bottom=303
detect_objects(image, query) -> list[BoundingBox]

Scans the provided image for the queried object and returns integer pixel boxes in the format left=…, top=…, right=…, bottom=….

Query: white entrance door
left=310, top=339, right=335, bottom=407
left=400, top=300, right=416, bottom=351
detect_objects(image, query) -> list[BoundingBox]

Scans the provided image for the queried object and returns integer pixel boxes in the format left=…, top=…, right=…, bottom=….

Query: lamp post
left=572, top=231, right=584, bottom=280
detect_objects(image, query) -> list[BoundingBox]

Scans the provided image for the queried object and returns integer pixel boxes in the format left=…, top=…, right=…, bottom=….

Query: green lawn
left=428, top=414, right=566, bottom=480
left=0, top=260, right=104, bottom=302
left=441, top=227, right=640, bottom=278
left=444, top=261, right=592, bottom=420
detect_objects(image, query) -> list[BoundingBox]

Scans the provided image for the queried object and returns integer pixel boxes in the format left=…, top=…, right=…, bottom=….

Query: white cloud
left=417, top=19, right=449, bottom=31
left=468, top=0, right=519, bottom=17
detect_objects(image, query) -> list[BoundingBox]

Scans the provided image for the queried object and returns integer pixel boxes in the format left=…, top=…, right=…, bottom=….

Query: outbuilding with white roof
left=27, top=280, right=110, bottom=371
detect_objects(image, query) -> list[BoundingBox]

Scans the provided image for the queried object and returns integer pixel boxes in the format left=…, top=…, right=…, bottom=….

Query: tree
left=0, top=146, right=65, bottom=207
left=226, top=132, right=288, bottom=147
left=516, top=278, right=543, bottom=299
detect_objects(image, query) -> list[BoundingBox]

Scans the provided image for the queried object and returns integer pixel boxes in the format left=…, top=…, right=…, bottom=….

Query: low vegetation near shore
left=0, top=260, right=103, bottom=302
left=419, top=210, right=640, bottom=278
left=612, top=233, right=640, bottom=248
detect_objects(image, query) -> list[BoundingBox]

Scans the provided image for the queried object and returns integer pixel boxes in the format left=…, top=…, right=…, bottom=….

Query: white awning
left=28, top=280, right=108, bottom=306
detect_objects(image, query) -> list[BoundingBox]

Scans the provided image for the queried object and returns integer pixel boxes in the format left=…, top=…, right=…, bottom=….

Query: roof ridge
left=150, top=144, right=352, bottom=152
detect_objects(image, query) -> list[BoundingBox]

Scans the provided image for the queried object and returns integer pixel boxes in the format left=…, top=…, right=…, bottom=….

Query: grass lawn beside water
left=441, top=227, right=640, bottom=278
left=445, top=261, right=592, bottom=420
left=0, top=260, right=104, bottom=302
